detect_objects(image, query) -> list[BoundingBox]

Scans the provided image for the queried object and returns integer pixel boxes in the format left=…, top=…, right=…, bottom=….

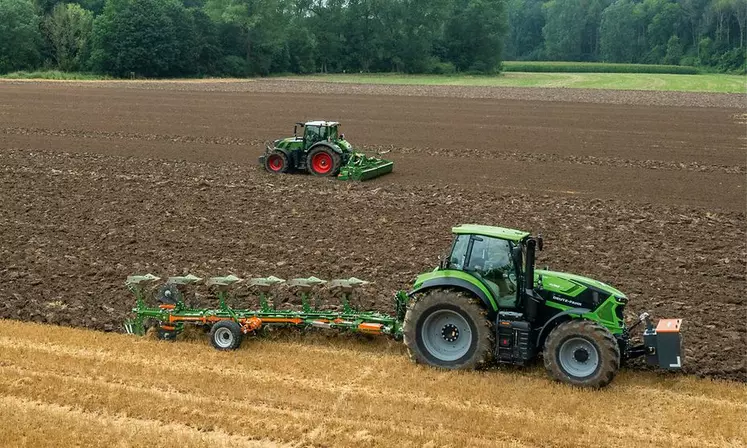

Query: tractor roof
left=304, top=120, right=339, bottom=127
left=452, top=224, right=530, bottom=242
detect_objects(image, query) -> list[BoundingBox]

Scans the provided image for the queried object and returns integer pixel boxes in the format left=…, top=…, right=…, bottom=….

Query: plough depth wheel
left=210, top=321, right=243, bottom=351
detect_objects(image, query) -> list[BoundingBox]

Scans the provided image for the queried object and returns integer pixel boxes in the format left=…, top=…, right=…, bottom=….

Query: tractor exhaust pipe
left=524, top=238, right=540, bottom=322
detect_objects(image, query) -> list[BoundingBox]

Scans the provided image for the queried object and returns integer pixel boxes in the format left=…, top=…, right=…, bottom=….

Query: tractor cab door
left=450, top=234, right=519, bottom=310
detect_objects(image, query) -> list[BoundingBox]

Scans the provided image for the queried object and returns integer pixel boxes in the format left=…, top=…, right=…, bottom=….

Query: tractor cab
left=445, top=225, right=531, bottom=310
left=300, top=121, right=340, bottom=150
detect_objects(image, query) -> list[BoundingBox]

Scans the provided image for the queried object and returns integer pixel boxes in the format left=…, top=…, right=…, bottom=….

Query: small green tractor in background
left=259, top=121, right=394, bottom=181
left=125, top=224, right=683, bottom=388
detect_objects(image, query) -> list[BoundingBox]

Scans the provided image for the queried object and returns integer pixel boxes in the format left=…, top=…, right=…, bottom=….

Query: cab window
left=448, top=235, right=469, bottom=270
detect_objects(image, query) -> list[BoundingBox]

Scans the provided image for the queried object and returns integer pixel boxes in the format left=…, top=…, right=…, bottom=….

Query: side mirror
left=537, top=234, right=544, bottom=251
left=294, top=125, right=297, bottom=136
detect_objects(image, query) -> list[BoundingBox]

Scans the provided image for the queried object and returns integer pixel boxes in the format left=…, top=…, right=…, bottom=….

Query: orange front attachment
left=656, top=319, right=682, bottom=333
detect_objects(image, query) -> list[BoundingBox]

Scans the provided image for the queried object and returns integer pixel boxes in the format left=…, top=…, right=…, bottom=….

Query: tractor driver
left=305, top=125, right=324, bottom=146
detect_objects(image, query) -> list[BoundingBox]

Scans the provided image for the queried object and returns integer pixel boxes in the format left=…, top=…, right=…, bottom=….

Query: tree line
left=508, top=0, right=746, bottom=72
left=0, top=0, right=744, bottom=77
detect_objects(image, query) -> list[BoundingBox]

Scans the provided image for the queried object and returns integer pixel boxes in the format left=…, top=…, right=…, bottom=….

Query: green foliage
left=1, top=0, right=743, bottom=77
left=444, top=0, right=508, bottom=72
left=542, top=0, right=587, bottom=61
left=505, top=0, right=544, bottom=60
left=286, top=24, right=316, bottom=74
left=191, top=9, right=222, bottom=76
left=43, top=3, right=94, bottom=72
left=2, top=69, right=110, bottom=79
left=0, top=0, right=43, bottom=74
left=90, top=0, right=197, bottom=77
left=502, top=61, right=700, bottom=73
left=600, top=0, right=639, bottom=63
left=716, top=47, right=747, bottom=73
left=216, top=55, right=248, bottom=77
left=664, top=35, right=684, bottom=65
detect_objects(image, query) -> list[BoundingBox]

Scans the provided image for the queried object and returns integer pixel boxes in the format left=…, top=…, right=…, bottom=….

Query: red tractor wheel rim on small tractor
left=267, top=154, right=284, bottom=172
left=311, top=152, right=333, bottom=174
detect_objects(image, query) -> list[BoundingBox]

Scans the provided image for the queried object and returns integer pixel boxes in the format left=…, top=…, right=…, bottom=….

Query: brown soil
left=0, top=80, right=744, bottom=382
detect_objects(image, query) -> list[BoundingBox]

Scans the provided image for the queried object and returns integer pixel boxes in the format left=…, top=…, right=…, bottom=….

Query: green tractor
left=403, top=224, right=683, bottom=388
left=259, top=121, right=394, bottom=181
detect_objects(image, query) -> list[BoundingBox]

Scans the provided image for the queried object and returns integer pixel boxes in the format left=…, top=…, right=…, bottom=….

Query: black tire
left=306, top=146, right=341, bottom=177
left=265, top=151, right=289, bottom=174
left=156, top=327, right=178, bottom=341
left=210, top=321, right=243, bottom=351
left=543, top=320, right=621, bottom=388
left=403, top=289, right=493, bottom=370
left=156, top=283, right=180, bottom=305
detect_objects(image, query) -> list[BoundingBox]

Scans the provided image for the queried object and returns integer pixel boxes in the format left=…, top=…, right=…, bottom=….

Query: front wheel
left=265, top=151, right=289, bottom=174
left=543, top=320, right=620, bottom=388
left=403, top=289, right=493, bottom=370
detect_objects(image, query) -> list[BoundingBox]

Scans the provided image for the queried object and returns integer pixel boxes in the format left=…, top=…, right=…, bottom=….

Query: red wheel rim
left=311, top=152, right=333, bottom=174
left=267, top=154, right=284, bottom=172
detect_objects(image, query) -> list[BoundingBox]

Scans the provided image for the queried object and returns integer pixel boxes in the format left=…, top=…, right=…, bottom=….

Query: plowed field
left=0, top=79, right=745, bottom=387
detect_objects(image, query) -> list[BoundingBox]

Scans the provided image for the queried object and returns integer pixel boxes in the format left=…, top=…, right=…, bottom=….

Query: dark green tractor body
left=259, top=121, right=393, bottom=181
left=404, top=224, right=682, bottom=388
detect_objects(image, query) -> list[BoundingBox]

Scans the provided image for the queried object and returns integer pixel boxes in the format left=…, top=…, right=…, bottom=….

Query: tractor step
left=496, top=314, right=536, bottom=366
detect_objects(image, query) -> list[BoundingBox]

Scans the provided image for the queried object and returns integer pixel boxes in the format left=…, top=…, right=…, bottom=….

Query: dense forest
left=0, top=0, right=745, bottom=77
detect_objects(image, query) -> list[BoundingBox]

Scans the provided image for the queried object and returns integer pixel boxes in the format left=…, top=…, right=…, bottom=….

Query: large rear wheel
left=403, top=289, right=493, bottom=370
left=543, top=320, right=620, bottom=388
left=306, top=146, right=341, bottom=177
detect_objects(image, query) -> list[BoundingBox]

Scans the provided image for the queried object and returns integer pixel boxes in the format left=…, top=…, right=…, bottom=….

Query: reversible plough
left=124, top=274, right=407, bottom=348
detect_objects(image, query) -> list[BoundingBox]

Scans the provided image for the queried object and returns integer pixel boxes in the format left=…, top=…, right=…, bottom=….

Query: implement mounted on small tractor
left=125, top=224, right=684, bottom=388
left=259, top=121, right=394, bottom=181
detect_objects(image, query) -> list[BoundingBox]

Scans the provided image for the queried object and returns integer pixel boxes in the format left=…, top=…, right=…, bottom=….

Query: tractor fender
left=309, top=142, right=344, bottom=155
left=407, top=278, right=496, bottom=317
left=269, top=146, right=292, bottom=158
left=535, top=307, right=591, bottom=348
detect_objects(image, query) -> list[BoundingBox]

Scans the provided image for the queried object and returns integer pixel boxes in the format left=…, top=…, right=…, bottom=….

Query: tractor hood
left=536, top=269, right=627, bottom=299
left=275, top=136, right=301, bottom=145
